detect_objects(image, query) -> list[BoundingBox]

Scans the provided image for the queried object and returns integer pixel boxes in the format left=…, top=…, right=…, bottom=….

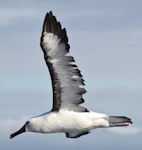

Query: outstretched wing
left=40, top=11, right=88, bottom=112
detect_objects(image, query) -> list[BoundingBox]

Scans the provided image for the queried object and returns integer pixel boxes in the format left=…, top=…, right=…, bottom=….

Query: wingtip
left=42, top=11, right=61, bottom=34
left=46, top=11, right=55, bottom=19
left=46, top=11, right=53, bottom=19
left=49, top=11, right=53, bottom=15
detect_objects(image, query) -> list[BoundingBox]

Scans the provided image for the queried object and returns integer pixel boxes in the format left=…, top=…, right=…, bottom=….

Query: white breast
left=29, top=110, right=109, bottom=133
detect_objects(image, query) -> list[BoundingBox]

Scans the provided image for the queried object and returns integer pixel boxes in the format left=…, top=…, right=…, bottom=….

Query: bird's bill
left=10, top=125, right=26, bottom=139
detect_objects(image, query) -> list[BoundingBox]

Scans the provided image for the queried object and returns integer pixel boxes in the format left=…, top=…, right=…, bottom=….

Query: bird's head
left=10, top=117, right=47, bottom=139
left=10, top=120, right=31, bottom=139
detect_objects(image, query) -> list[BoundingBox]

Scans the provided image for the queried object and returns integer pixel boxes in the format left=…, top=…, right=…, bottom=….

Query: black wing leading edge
left=40, top=11, right=88, bottom=112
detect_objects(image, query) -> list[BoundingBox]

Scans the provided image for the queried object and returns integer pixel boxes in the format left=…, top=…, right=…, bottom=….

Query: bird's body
left=10, top=11, right=132, bottom=139
left=28, top=111, right=109, bottom=135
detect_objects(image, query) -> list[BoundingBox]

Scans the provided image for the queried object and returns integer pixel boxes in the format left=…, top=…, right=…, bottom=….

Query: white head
left=10, top=119, right=39, bottom=139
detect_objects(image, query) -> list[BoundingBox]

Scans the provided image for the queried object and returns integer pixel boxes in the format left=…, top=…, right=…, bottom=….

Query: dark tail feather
left=109, top=116, right=133, bottom=127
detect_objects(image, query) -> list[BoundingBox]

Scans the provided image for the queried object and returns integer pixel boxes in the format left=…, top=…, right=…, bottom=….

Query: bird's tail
left=109, top=116, right=132, bottom=127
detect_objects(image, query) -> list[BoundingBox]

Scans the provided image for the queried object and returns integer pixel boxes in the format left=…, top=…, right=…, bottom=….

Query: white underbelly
left=43, top=110, right=109, bottom=133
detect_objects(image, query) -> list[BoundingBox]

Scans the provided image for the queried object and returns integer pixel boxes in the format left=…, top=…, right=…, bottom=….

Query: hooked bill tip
left=9, top=135, right=12, bottom=139
left=9, top=133, right=16, bottom=139
left=9, top=124, right=26, bottom=139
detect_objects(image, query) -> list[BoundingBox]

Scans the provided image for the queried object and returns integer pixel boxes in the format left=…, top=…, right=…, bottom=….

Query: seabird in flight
left=10, top=11, right=132, bottom=139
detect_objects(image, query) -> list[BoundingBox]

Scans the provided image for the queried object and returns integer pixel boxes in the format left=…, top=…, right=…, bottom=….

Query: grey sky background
left=0, top=0, right=142, bottom=149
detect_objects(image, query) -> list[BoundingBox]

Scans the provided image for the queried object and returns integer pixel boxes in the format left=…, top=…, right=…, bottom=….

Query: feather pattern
left=40, top=11, right=88, bottom=112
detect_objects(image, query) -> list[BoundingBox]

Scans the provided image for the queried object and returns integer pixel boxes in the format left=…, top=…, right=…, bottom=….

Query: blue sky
left=0, top=0, right=142, bottom=149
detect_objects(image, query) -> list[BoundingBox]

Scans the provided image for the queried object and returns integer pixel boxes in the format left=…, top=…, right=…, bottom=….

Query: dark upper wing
left=40, top=11, right=88, bottom=112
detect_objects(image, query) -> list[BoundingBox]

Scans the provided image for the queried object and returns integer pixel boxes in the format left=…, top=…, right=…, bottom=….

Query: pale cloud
left=0, top=8, right=40, bottom=26
left=108, top=126, right=141, bottom=135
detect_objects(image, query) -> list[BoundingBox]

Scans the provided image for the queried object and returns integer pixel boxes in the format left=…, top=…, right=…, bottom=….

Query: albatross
left=10, top=11, right=132, bottom=139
